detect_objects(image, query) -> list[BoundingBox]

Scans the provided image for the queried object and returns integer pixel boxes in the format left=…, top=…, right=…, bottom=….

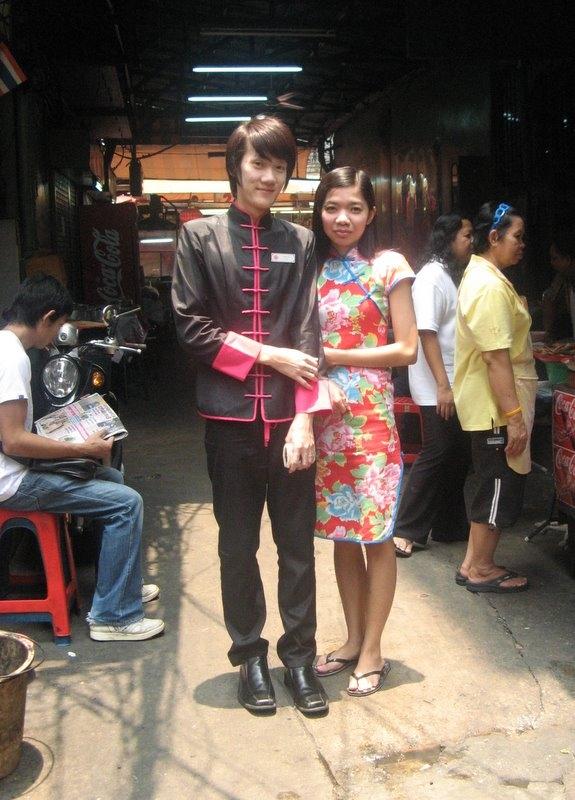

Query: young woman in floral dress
left=312, top=167, right=417, bottom=696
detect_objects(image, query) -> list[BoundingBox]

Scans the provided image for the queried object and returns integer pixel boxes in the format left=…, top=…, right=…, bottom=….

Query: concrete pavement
left=2, top=354, right=575, bottom=800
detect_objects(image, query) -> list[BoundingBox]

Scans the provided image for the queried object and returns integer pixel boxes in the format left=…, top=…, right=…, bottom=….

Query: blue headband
left=490, top=203, right=511, bottom=231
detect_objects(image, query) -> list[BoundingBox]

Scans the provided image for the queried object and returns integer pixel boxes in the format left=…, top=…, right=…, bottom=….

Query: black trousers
left=394, top=406, right=471, bottom=545
left=204, top=418, right=317, bottom=668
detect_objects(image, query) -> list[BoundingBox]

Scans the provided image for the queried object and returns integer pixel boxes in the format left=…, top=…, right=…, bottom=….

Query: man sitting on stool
left=0, top=274, right=164, bottom=641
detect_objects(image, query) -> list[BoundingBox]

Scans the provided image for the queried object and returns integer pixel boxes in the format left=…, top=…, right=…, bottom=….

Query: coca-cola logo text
left=92, top=228, right=126, bottom=302
left=555, top=446, right=575, bottom=495
left=555, top=392, right=575, bottom=424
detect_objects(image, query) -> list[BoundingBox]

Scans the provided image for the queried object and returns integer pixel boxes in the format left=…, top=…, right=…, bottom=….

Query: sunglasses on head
left=490, top=203, right=511, bottom=231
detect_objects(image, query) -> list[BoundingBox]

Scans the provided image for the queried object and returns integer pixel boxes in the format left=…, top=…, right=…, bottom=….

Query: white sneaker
left=90, top=617, right=165, bottom=641
left=142, top=583, right=160, bottom=603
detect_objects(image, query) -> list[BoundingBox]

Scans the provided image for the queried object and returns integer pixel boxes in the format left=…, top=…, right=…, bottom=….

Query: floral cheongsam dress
left=315, top=248, right=415, bottom=544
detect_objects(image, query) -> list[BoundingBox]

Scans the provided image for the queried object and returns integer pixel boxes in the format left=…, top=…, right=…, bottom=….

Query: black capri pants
left=469, top=426, right=526, bottom=529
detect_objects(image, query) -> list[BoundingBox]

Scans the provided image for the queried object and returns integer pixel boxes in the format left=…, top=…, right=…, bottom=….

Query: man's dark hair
left=226, top=116, right=297, bottom=197
left=312, top=166, right=379, bottom=263
left=473, top=201, right=521, bottom=254
left=2, top=273, right=73, bottom=327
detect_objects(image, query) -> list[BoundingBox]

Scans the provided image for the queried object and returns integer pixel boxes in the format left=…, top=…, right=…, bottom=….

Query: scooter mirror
left=56, top=323, right=79, bottom=347
left=101, top=305, right=119, bottom=325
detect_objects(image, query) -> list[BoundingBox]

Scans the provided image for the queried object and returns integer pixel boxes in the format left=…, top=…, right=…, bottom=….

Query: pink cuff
left=295, top=379, right=333, bottom=414
left=212, top=332, right=261, bottom=380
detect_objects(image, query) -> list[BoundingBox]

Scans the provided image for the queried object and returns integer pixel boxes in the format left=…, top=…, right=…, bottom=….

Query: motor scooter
left=31, top=305, right=145, bottom=470
left=26, top=305, right=146, bottom=567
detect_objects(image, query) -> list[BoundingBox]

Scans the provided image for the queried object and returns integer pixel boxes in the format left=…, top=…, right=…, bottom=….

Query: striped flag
left=0, top=42, right=27, bottom=96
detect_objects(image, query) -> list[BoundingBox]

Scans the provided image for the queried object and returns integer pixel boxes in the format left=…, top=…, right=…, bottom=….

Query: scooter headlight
left=42, top=356, right=80, bottom=399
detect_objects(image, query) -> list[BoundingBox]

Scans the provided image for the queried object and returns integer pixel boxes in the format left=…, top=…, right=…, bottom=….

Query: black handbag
left=29, top=458, right=99, bottom=480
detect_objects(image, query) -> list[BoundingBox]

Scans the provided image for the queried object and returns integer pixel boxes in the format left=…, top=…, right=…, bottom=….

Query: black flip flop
left=465, top=571, right=529, bottom=594
left=394, top=540, right=426, bottom=559
left=456, top=565, right=508, bottom=586
left=455, top=570, right=467, bottom=586
left=395, top=543, right=412, bottom=558
left=314, top=651, right=358, bottom=677
left=347, top=661, right=392, bottom=697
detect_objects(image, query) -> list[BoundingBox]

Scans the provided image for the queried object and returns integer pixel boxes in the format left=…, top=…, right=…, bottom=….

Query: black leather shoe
left=284, top=666, right=329, bottom=716
left=238, top=656, right=276, bottom=713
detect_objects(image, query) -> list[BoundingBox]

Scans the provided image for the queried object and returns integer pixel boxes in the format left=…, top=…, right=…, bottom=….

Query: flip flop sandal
left=347, top=661, right=391, bottom=697
left=395, top=543, right=413, bottom=558
left=455, top=564, right=508, bottom=586
left=465, top=571, right=529, bottom=594
left=394, top=540, right=426, bottom=559
left=455, top=570, right=467, bottom=586
left=314, top=651, right=358, bottom=677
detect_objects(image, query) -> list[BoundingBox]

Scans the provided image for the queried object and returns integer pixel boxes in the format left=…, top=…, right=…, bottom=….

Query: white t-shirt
left=408, top=260, right=458, bottom=406
left=0, top=330, right=32, bottom=501
left=568, top=287, right=575, bottom=339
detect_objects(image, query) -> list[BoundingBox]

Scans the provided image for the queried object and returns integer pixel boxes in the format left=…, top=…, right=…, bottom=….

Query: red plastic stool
left=393, top=396, right=424, bottom=465
left=0, top=509, right=80, bottom=644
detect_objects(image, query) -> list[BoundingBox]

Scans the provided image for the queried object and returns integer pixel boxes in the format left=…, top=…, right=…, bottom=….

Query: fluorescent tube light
left=193, top=66, right=302, bottom=73
left=200, top=207, right=313, bottom=216
left=200, top=29, right=334, bottom=39
left=139, top=237, right=175, bottom=244
left=187, top=95, right=268, bottom=102
left=143, top=179, right=319, bottom=194
left=271, top=207, right=313, bottom=214
left=185, top=116, right=250, bottom=123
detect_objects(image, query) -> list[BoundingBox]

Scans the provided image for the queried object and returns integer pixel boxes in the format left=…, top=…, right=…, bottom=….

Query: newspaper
left=35, top=393, right=128, bottom=443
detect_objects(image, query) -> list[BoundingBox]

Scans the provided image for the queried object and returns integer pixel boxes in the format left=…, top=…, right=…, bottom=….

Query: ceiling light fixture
left=185, top=116, right=251, bottom=123
left=200, top=28, right=334, bottom=39
left=187, top=95, right=268, bottom=102
left=193, top=66, right=302, bottom=73
left=143, top=179, right=319, bottom=194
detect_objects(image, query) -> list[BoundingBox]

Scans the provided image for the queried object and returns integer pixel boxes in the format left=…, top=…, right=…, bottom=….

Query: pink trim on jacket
left=295, top=379, right=333, bottom=414
left=211, top=331, right=262, bottom=380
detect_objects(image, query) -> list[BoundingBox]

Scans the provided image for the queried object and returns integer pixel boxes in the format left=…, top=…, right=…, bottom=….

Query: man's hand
left=327, top=380, right=349, bottom=416
left=258, top=345, right=318, bottom=389
left=436, top=385, right=455, bottom=420
left=81, top=432, right=113, bottom=464
left=283, top=414, right=316, bottom=473
left=505, top=413, right=528, bottom=457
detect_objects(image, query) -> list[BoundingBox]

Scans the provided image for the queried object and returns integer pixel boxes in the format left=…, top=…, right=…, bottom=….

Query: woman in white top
left=394, top=214, right=473, bottom=557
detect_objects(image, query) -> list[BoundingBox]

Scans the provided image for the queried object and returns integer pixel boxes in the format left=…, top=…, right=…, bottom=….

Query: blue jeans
left=0, top=467, right=144, bottom=625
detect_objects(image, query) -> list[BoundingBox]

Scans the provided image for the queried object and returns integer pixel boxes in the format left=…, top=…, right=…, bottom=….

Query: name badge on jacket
left=271, top=253, right=296, bottom=263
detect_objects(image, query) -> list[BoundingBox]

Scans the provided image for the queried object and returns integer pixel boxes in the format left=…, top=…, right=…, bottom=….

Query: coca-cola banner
left=80, top=203, right=141, bottom=306
left=553, top=388, right=575, bottom=510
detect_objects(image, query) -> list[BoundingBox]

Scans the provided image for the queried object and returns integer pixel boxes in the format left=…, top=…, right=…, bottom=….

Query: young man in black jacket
left=172, top=116, right=332, bottom=715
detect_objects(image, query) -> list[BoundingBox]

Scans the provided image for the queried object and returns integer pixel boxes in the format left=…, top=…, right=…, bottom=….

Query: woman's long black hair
left=419, top=213, right=469, bottom=285
left=312, top=166, right=380, bottom=264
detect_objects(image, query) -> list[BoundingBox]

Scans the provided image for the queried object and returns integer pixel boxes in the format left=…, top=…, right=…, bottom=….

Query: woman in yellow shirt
left=454, top=202, right=537, bottom=593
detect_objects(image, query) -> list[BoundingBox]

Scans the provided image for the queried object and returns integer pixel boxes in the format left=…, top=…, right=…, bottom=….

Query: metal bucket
left=0, top=631, right=38, bottom=780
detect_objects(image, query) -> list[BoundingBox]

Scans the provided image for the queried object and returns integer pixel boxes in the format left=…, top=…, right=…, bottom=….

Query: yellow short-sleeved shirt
left=454, top=254, right=537, bottom=431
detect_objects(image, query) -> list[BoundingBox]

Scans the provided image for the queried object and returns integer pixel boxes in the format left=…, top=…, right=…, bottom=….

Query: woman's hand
left=327, top=380, right=349, bottom=416
left=258, top=345, right=318, bottom=388
left=436, top=385, right=455, bottom=420
left=323, top=347, right=339, bottom=367
left=505, top=414, right=528, bottom=457
left=283, top=414, right=316, bottom=472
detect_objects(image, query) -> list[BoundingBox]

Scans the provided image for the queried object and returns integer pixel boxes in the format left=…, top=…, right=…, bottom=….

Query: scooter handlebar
left=84, top=340, right=143, bottom=355
left=122, top=342, right=147, bottom=350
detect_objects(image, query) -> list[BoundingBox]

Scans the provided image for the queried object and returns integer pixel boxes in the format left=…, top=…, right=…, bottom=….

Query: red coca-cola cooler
left=80, top=203, right=142, bottom=306
left=552, top=387, right=575, bottom=511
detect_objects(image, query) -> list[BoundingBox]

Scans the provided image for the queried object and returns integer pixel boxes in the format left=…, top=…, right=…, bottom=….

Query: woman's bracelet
left=504, top=406, right=522, bottom=419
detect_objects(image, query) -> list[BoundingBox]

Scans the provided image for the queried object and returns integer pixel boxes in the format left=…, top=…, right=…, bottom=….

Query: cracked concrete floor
left=2, top=354, right=575, bottom=800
